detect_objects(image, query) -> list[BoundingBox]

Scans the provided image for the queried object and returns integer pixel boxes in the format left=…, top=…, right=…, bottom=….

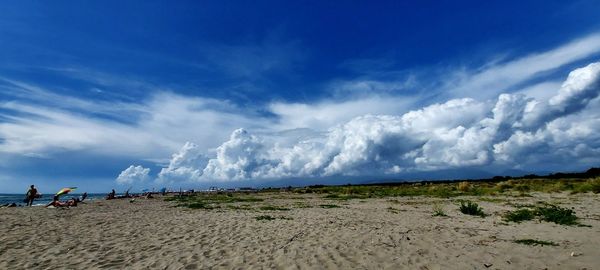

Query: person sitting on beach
left=46, top=195, right=78, bottom=208
left=25, top=185, right=38, bottom=207
left=46, top=195, right=67, bottom=207
left=74, top=192, right=88, bottom=203
left=106, top=189, right=116, bottom=200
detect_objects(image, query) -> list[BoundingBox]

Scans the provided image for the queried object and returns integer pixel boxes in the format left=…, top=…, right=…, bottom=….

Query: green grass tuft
left=513, top=239, right=558, bottom=246
left=459, top=201, right=485, bottom=217
left=255, top=215, right=276, bottom=221
left=259, top=205, right=291, bottom=211
left=187, top=203, right=215, bottom=209
left=504, top=204, right=581, bottom=225
left=167, top=193, right=264, bottom=209
left=432, top=203, right=447, bottom=217
left=503, top=208, right=535, bottom=223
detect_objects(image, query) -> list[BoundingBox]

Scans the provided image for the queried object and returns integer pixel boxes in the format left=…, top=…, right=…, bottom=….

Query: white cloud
left=157, top=142, right=208, bottom=184
left=268, top=95, right=418, bottom=131
left=3, top=33, right=600, bottom=186
left=116, top=165, right=150, bottom=185
left=0, top=89, right=269, bottom=159
left=448, top=33, right=600, bottom=100
left=154, top=61, right=600, bottom=183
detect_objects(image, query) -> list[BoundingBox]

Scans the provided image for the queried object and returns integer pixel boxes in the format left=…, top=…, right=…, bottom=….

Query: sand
left=1, top=192, right=599, bottom=269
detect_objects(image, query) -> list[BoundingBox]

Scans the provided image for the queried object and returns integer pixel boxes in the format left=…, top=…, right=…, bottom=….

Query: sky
left=1, top=1, right=600, bottom=193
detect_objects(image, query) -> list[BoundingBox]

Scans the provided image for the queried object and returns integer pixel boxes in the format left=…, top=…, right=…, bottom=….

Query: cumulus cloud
left=116, top=165, right=150, bottom=185
left=150, top=61, right=600, bottom=183
left=157, top=142, right=208, bottom=183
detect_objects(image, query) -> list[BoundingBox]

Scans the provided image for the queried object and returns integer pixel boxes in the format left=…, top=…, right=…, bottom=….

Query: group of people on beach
left=15, top=185, right=154, bottom=208
left=20, top=184, right=88, bottom=208
left=105, top=188, right=154, bottom=200
left=45, top=193, right=87, bottom=207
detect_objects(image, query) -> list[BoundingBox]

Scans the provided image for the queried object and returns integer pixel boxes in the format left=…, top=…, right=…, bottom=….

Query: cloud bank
left=133, top=62, right=600, bottom=184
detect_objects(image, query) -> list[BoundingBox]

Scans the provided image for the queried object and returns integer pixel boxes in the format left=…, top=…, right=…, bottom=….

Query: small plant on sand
left=432, top=203, right=446, bottom=216
left=513, top=239, right=558, bottom=246
left=255, top=215, right=276, bottom=221
left=319, top=204, right=340, bottom=208
left=293, top=202, right=312, bottom=208
left=459, top=201, right=485, bottom=217
left=185, top=202, right=216, bottom=210
left=503, top=208, right=535, bottom=223
left=535, top=205, right=578, bottom=225
left=479, top=197, right=505, bottom=203
left=259, top=205, right=290, bottom=211
left=504, top=204, right=581, bottom=226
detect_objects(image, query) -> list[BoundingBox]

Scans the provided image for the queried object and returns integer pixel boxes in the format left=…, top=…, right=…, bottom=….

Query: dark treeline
left=302, top=167, right=600, bottom=189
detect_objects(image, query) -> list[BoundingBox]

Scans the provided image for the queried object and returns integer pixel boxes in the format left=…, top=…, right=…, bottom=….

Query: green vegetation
left=459, top=201, right=485, bottom=217
left=292, top=177, right=600, bottom=199
left=479, top=197, right=505, bottom=203
left=165, top=174, right=599, bottom=212
left=293, top=202, right=312, bottom=208
left=186, top=202, right=216, bottom=210
left=536, top=205, right=578, bottom=225
left=503, top=208, right=535, bottom=223
left=513, top=239, right=558, bottom=246
left=319, top=204, right=340, bottom=208
left=166, top=193, right=263, bottom=209
left=324, top=194, right=369, bottom=200
left=259, top=205, right=290, bottom=211
left=504, top=204, right=581, bottom=225
left=255, top=215, right=276, bottom=221
left=227, top=204, right=253, bottom=210
left=571, top=177, right=600, bottom=194
left=254, top=215, right=293, bottom=221
left=432, top=203, right=447, bottom=217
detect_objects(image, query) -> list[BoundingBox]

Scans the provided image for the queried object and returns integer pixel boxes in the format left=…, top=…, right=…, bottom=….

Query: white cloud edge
left=139, top=61, right=600, bottom=184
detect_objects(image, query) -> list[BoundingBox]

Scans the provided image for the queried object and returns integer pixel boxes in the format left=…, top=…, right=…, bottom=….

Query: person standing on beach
left=25, top=185, right=38, bottom=206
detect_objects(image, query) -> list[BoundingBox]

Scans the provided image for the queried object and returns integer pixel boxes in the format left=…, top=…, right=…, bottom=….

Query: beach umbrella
left=56, top=187, right=77, bottom=196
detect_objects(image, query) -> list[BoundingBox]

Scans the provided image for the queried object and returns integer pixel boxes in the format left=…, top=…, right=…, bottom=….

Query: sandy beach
left=1, top=192, right=599, bottom=269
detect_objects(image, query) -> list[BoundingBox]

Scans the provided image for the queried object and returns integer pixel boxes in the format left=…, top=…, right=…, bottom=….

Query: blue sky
left=2, top=1, right=600, bottom=193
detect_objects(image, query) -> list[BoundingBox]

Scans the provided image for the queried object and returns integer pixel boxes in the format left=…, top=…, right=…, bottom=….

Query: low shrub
left=536, top=205, right=578, bottom=225
left=504, top=204, right=580, bottom=225
left=459, top=201, right=485, bottom=217
left=259, top=205, right=290, bottom=211
left=503, top=208, right=535, bottom=223
left=432, top=203, right=447, bottom=216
